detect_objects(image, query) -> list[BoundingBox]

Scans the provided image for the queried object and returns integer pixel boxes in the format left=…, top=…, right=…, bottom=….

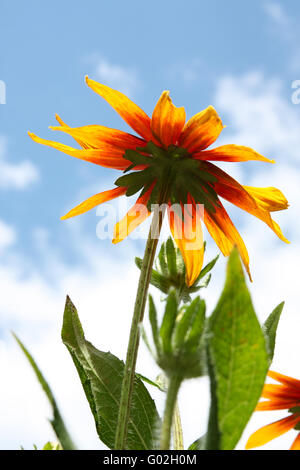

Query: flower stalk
left=114, top=181, right=170, bottom=450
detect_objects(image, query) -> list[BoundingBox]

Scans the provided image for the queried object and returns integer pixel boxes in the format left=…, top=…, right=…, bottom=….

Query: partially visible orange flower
left=29, top=77, right=289, bottom=286
left=246, top=371, right=300, bottom=450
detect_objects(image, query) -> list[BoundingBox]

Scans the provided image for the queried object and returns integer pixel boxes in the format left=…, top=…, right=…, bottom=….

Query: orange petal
left=61, top=186, right=127, bottom=220
left=112, top=186, right=153, bottom=243
left=290, top=433, right=300, bottom=450
left=54, top=114, right=91, bottom=149
left=261, top=384, right=300, bottom=401
left=202, top=162, right=289, bottom=244
left=168, top=199, right=204, bottom=287
left=245, top=414, right=300, bottom=449
left=195, top=144, right=275, bottom=163
left=85, top=76, right=152, bottom=141
left=178, top=106, right=223, bottom=152
left=256, top=400, right=300, bottom=411
left=203, top=199, right=251, bottom=281
left=50, top=124, right=147, bottom=151
left=243, top=186, right=289, bottom=212
left=28, top=132, right=131, bottom=170
left=151, top=91, right=186, bottom=147
left=268, top=371, right=300, bottom=391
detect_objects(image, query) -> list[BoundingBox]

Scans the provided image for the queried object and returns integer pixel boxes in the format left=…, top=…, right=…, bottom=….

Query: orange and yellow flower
left=29, top=77, right=289, bottom=286
left=246, top=371, right=300, bottom=450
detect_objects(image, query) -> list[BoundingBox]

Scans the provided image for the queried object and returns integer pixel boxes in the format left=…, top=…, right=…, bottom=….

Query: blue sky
left=1, top=0, right=300, bottom=450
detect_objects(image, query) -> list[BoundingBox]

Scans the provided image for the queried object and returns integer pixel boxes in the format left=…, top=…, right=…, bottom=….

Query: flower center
left=114, top=141, right=220, bottom=213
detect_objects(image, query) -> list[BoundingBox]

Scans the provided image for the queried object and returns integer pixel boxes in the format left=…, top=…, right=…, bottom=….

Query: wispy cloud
left=0, top=220, right=16, bottom=253
left=86, top=55, right=141, bottom=98
left=0, top=136, right=39, bottom=190
left=165, top=58, right=204, bottom=86
left=214, top=71, right=300, bottom=161
left=264, top=1, right=291, bottom=29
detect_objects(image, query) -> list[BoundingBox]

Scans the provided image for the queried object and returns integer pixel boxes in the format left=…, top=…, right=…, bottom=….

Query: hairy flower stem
left=160, top=375, right=183, bottom=450
left=114, top=185, right=169, bottom=450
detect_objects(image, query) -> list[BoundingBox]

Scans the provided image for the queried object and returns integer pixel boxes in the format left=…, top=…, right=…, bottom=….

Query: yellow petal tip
left=28, top=131, right=36, bottom=140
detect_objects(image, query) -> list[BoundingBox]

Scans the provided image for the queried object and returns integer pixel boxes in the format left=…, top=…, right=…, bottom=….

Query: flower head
left=29, top=78, right=289, bottom=286
left=246, top=371, right=300, bottom=450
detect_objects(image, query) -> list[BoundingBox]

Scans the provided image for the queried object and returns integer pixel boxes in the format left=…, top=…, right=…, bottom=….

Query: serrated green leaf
left=61, top=296, right=160, bottom=450
left=262, top=302, right=284, bottom=363
left=206, top=248, right=269, bottom=450
left=12, top=332, right=76, bottom=450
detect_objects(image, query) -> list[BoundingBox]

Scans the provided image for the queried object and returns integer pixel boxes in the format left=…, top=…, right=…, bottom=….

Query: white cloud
left=0, top=220, right=16, bottom=253
left=165, top=58, right=204, bottom=85
left=0, top=136, right=39, bottom=190
left=264, top=2, right=291, bottom=30
left=88, top=55, right=141, bottom=98
left=214, top=71, right=300, bottom=161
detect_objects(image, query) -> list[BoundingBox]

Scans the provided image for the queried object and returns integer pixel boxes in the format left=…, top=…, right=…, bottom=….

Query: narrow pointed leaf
left=262, top=302, right=284, bottom=363
left=12, top=332, right=76, bottom=450
left=198, top=255, right=219, bottom=280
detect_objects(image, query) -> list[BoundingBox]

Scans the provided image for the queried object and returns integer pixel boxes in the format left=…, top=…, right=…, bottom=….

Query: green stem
left=160, top=374, right=182, bottom=450
left=114, top=197, right=167, bottom=450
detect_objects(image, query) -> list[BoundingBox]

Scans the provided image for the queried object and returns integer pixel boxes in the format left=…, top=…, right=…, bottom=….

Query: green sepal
left=166, top=237, right=178, bottom=277
left=294, top=421, right=300, bottom=431
left=147, top=293, right=207, bottom=379
left=148, top=294, right=161, bottom=355
left=172, top=297, right=204, bottom=351
left=136, top=237, right=218, bottom=302
left=159, top=290, right=178, bottom=355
